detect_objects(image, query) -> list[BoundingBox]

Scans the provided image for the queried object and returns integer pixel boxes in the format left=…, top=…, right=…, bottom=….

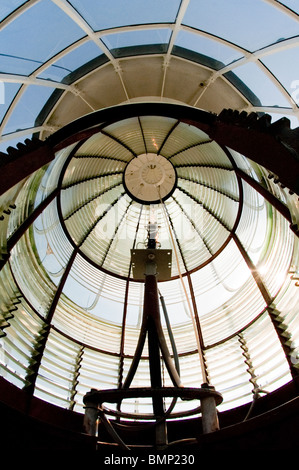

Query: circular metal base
left=84, top=386, right=223, bottom=407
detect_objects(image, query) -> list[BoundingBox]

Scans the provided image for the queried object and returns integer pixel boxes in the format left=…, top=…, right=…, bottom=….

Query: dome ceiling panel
left=71, top=62, right=128, bottom=108
left=197, top=76, right=251, bottom=113
left=162, top=57, right=213, bottom=106
left=118, top=56, right=166, bottom=100
left=41, top=91, right=94, bottom=134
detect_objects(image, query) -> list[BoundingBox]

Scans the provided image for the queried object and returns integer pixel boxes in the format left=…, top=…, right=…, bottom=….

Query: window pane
left=0, top=0, right=85, bottom=76
left=262, top=46, right=299, bottom=102
left=0, top=133, right=32, bottom=153
left=0, top=0, right=26, bottom=21
left=0, top=54, right=42, bottom=76
left=227, top=62, right=291, bottom=107
left=278, top=0, right=299, bottom=14
left=3, top=85, right=54, bottom=134
left=38, top=41, right=102, bottom=82
left=182, top=0, right=299, bottom=52
left=174, top=30, right=243, bottom=68
left=69, top=0, right=181, bottom=31
left=266, top=112, right=299, bottom=130
left=102, top=28, right=172, bottom=52
left=0, top=82, right=20, bottom=124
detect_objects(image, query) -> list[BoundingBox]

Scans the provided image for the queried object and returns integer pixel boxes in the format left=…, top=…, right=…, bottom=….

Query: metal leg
left=83, top=399, right=98, bottom=436
left=200, top=384, right=220, bottom=434
left=155, top=417, right=168, bottom=449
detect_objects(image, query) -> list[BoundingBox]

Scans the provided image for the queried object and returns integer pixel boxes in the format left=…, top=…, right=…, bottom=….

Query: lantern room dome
left=0, top=0, right=299, bottom=429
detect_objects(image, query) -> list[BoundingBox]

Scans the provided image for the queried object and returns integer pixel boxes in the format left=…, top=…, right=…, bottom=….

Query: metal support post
left=200, top=384, right=220, bottom=434
left=83, top=389, right=99, bottom=436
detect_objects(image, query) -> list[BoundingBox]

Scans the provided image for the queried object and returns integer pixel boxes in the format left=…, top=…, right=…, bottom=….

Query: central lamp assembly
left=83, top=153, right=223, bottom=452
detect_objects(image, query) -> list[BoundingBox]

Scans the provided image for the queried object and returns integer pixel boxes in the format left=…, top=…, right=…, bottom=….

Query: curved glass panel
left=1, top=112, right=299, bottom=415
left=261, top=46, right=299, bottom=101
left=278, top=0, right=299, bottom=14
left=37, top=41, right=102, bottom=83
left=2, top=85, right=55, bottom=135
left=102, top=28, right=172, bottom=55
left=0, top=1, right=27, bottom=21
left=0, top=0, right=85, bottom=76
left=229, top=62, right=292, bottom=107
left=174, top=30, right=244, bottom=67
left=69, top=0, right=181, bottom=31
left=0, top=83, right=20, bottom=124
left=182, top=0, right=299, bottom=52
left=0, top=265, right=45, bottom=388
